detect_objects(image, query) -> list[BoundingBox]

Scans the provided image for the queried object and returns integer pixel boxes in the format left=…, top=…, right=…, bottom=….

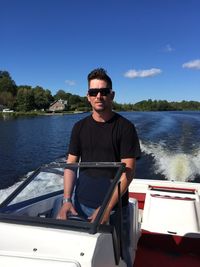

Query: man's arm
left=89, top=158, right=136, bottom=223
left=57, top=154, right=78, bottom=220
left=64, top=154, right=79, bottom=199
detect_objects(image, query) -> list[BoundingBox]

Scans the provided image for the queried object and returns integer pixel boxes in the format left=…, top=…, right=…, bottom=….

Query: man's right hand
left=56, top=202, right=78, bottom=220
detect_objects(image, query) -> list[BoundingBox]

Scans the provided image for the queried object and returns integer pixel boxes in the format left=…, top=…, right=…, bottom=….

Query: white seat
left=141, top=187, right=200, bottom=236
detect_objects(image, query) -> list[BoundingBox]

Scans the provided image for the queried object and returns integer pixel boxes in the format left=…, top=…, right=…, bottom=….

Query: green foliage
left=54, top=90, right=71, bottom=101
left=1, top=70, right=200, bottom=112
left=113, top=101, right=124, bottom=111
left=0, top=91, right=15, bottom=109
left=0, top=71, right=17, bottom=108
left=0, top=71, right=17, bottom=96
left=54, top=91, right=91, bottom=111
left=16, top=86, right=35, bottom=111
left=132, top=99, right=200, bottom=111
left=33, top=86, right=53, bottom=110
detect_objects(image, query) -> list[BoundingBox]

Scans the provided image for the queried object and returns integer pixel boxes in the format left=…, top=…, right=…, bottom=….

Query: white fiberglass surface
left=0, top=256, right=80, bottom=267
left=142, top=189, right=200, bottom=234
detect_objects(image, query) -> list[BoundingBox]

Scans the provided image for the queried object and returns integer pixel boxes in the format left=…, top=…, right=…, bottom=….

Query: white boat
left=2, top=108, right=14, bottom=113
left=0, top=162, right=200, bottom=266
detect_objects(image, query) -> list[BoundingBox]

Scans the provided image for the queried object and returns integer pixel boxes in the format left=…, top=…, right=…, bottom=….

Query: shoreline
left=0, top=111, right=88, bottom=118
left=1, top=110, right=200, bottom=119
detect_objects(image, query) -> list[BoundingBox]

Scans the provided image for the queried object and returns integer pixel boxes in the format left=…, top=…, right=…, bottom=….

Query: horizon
left=1, top=0, right=200, bottom=104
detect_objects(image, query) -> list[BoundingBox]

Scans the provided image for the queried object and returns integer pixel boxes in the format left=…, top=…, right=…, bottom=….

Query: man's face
left=87, top=79, right=114, bottom=112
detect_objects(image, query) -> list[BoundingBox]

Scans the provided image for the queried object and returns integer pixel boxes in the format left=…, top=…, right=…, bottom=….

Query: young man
left=57, top=68, right=141, bottom=266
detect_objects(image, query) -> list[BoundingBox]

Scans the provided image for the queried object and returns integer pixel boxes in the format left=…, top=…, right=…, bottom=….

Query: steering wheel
left=67, top=214, right=89, bottom=222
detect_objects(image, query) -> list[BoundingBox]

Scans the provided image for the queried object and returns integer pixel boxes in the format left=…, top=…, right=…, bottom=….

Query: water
left=0, top=111, right=200, bottom=193
left=125, top=111, right=200, bottom=182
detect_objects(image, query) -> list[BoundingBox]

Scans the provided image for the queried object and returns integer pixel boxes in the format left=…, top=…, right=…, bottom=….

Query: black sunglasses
left=88, top=88, right=111, bottom=97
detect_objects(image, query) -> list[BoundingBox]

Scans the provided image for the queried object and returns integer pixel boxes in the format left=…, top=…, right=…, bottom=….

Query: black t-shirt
left=68, top=113, right=141, bottom=208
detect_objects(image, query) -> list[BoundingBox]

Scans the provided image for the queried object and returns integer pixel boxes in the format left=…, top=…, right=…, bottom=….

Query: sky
left=1, top=0, right=200, bottom=104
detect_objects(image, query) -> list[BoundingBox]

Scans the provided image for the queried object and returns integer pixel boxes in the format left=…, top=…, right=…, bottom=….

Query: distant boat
left=2, top=108, right=14, bottom=113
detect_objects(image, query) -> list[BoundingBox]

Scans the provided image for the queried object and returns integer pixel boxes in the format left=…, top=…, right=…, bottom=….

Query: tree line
left=0, top=71, right=90, bottom=112
left=113, top=99, right=200, bottom=111
left=1, top=70, right=200, bottom=112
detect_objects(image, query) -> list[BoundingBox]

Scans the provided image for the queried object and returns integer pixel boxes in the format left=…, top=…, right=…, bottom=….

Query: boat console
left=0, top=162, right=139, bottom=267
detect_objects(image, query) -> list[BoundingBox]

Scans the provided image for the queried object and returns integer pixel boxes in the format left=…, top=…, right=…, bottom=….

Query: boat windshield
left=0, top=162, right=125, bottom=234
left=6, top=166, right=64, bottom=205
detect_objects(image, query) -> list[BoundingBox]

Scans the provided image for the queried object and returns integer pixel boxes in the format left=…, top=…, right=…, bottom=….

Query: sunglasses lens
left=101, top=88, right=111, bottom=96
left=88, top=88, right=111, bottom=96
left=88, top=90, right=98, bottom=96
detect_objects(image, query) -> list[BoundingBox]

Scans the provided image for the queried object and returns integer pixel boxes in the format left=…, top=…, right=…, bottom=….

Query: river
left=0, top=111, right=200, bottom=191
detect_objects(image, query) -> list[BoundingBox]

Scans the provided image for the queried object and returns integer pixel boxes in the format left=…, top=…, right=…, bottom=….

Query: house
left=49, top=99, right=68, bottom=112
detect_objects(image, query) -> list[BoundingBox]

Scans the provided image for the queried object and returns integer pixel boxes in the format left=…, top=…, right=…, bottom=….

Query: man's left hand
left=88, top=207, right=111, bottom=224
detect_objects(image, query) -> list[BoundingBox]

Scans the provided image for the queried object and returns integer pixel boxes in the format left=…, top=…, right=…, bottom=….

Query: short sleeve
left=68, top=122, right=81, bottom=156
left=120, top=122, right=141, bottom=159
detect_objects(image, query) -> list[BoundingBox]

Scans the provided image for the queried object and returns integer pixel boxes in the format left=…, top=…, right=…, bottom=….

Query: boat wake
left=0, top=168, right=63, bottom=205
left=1, top=144, right=200, bottom=205
left=141, top=141, right=200, bottom=182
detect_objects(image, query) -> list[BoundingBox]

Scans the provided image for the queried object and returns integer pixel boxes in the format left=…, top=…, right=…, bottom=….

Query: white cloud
left=163, top=44, right=175, bottom=53
left=124, top=68, right=162, bottom=79
left=65, top=80, right=76, bottom=86
left=182, top=59, right=200, bottom=70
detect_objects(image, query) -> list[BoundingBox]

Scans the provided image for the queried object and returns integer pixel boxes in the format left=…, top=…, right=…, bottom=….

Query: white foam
left=0, top=181, right=22, bottom=204
left=141, top=141, right=200, bottom=181
left=0, top=169, right=63, bottom=205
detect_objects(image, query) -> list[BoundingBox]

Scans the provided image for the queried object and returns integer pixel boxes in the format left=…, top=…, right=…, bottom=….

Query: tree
left=44, top=89, right=54, bottom=104
left=113, top=101, right=124, bottom=111
left=0, top=71, right=17, bottom=108
left=33, top=86, right=52, bottom=110
left=16, top=86, right=35, bottom=111
left=54, top=90, right=71, bottom=101
left=0, top=91, right=15, bottom=109
left=0, top=71, right=17, bottom=96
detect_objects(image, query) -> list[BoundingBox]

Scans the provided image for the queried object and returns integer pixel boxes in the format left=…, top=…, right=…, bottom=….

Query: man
left=57, top=68, right=141, bottom=266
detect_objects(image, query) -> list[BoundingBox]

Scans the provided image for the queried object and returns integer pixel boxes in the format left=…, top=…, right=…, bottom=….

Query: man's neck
left=92, top=110, right=114, bottom=122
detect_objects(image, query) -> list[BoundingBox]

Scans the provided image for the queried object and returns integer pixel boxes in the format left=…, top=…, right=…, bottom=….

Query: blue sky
left=1, top=0, right=200, bottom=103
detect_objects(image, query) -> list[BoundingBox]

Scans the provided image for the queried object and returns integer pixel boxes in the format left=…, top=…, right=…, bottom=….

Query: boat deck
left=133, top=231, right=200, bottom=267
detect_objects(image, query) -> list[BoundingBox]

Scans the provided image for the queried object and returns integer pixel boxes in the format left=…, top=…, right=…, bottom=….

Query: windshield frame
left=0, top=162, right=126, bottom=234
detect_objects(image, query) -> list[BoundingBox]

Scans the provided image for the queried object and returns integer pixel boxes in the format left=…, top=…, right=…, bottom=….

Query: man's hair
left=87, top=68, right=112, bottom=89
